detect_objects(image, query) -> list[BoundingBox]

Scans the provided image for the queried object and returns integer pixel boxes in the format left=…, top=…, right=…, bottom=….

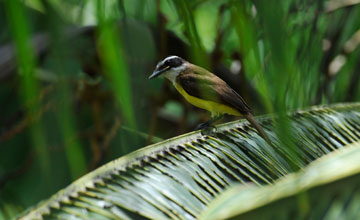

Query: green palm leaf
left=19, top=103, right=360, bottom=219
left=200, top=141, right=360, bottom=219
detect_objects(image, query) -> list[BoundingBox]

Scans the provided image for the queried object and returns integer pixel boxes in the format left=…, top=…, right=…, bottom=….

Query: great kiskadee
left=149, top=55, right=271, bottom=143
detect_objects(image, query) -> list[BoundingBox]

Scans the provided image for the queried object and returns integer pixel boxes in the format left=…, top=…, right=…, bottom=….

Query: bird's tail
left=243, top=113, right=272, bottom=144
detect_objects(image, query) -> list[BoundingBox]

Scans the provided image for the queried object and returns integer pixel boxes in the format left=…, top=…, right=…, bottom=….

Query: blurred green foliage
left=0, top=0, right=359, bottom=218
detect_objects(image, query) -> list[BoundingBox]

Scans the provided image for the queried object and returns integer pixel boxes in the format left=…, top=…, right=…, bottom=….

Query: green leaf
left=199, top=141, right=360, bottom=220
left=18, top=103, right=360, bottom=219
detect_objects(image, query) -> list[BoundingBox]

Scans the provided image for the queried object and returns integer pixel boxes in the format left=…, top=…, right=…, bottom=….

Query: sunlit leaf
left=19, top=103, right=360, bottom=219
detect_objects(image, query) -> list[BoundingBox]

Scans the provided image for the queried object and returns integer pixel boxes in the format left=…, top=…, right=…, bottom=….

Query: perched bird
left=149, top=55, right=271, bottom=144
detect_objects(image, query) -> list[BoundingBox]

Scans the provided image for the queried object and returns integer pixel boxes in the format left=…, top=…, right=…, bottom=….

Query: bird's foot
left=195, top=123, right=217, bottom=136
left=195, top=122, right=209, bottom=131
left=201, top=126, right=217, bottom=136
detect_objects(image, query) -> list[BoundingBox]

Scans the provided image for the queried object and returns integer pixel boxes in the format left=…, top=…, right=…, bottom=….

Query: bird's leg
left=195, top=114, right=223, bottom=131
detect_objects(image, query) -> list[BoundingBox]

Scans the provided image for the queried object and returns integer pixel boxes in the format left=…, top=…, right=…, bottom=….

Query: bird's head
left=149, top=56, right=187, bottom=82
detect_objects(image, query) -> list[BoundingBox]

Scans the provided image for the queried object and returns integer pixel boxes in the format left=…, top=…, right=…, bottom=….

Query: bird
left=149, top=55, right=271, bottom=144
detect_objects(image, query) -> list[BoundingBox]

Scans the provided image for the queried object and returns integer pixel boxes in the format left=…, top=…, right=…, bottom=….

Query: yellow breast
left=173, top=82, right=241, bottom=117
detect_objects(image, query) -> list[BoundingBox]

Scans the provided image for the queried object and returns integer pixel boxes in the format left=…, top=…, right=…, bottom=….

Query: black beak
left=149, top=66, right=170, bottom=79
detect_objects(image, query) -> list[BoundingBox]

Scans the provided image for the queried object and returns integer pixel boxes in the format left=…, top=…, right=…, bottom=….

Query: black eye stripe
left=164, top=57, right=183, bottom=68
left=157, top=57, right=184, bottom=71
left=159, top=63, right=167, bottom=70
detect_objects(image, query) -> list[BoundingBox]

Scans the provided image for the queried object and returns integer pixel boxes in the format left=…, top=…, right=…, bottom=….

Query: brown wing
left=177, top=66, right=251, bottom=114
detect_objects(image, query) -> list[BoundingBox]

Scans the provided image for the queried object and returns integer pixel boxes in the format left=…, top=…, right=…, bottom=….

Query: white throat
left=163, top=63, right=187, bottom=84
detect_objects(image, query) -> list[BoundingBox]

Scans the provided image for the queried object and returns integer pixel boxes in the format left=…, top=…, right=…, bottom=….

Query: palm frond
left=200, top=141, right=360, bottom=219
left=19, top=103, right=360, bottom=220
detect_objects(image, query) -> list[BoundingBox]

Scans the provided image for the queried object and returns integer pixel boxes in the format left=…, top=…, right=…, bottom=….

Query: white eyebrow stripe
left=163, top=55, right=179, bottom=62
left=156, top=55, right=181, bottom=69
